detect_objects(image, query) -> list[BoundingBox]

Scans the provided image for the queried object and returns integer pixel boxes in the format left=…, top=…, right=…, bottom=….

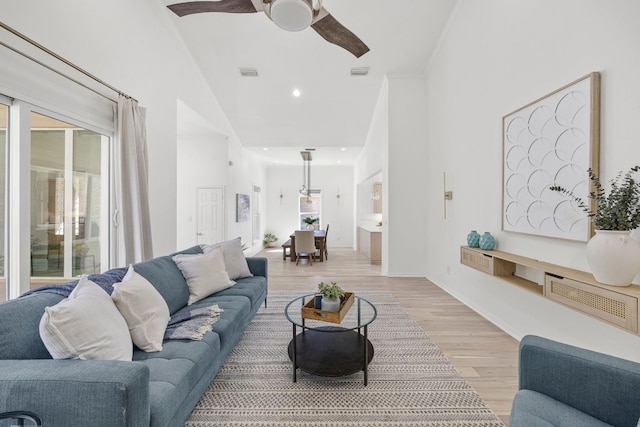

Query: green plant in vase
left=550, top=166, right=640, bottom=286
left=317, top=281, right=344, bottom=312
left=262, top=233, right=278, bottom=247
left=549, top=166, right=640, bottom=231
left=303, top=217, right=319, bottom=230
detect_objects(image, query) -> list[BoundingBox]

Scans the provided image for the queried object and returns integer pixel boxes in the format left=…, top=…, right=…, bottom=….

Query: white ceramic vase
left=586, top=230, right=640, bottom=286
left=321, top=297, right=340, bottom=312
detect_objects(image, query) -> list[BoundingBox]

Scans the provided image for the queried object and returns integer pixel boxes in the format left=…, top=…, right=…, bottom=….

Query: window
left=30, top=112, right=107, bottom=278
left=298, top=191, right=322, bottom=229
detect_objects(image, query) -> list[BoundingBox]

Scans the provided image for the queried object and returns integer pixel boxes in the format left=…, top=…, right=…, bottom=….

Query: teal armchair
left=510, top=335, right=640, bottom=427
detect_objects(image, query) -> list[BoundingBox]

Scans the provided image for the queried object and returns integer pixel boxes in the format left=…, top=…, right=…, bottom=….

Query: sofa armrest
left=518, top=335, right=640, bottom=427
left=0, top=359, right=149, bottom=427
left=246, top=257, right=268, bottom=278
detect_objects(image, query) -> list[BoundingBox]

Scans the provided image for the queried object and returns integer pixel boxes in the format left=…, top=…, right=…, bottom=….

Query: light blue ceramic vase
left=479, top=232, right=495, bottom=250
left=467, top=230, right=480, bottom=248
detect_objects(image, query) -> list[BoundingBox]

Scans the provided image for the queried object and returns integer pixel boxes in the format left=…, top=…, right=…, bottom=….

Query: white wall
left=355, top=79, right=389, bottom=271
left=226, top=139, right=267, bottom=253
left=387, top=76, right=429, bottom=277
left=265, top=166, right=354, bottom=248
left=424, top=0, right=640, bottom=361
left=176, top=100, right=228, bottom=249
left=2, top=0, right=266, bottom=257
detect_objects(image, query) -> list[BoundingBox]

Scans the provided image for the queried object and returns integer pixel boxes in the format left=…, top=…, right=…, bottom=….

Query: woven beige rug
left=186, top=291, right=505, bottom=426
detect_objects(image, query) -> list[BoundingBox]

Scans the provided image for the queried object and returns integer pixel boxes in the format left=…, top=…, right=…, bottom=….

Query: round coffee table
left=285, top=294, right=377, bottom=385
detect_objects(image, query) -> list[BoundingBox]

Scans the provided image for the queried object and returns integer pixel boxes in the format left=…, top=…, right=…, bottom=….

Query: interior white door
left=196, top=188, right=224, bottom=245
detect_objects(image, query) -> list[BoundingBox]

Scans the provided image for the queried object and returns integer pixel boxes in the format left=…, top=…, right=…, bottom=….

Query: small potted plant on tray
left=317, top=281, right=344, bottom=312
left=262, top=233, right=278, bottom=248
left=550, top=166, right=640, bottom=286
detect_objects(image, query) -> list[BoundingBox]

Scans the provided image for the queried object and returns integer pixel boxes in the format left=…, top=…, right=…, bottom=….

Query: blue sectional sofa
left=510, top=335, right=640, bottom=427
left=0, top=245, right=268, bottom=427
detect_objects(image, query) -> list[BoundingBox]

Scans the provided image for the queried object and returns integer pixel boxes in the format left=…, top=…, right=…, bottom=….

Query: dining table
left=289, top=229, right=326, bottom=262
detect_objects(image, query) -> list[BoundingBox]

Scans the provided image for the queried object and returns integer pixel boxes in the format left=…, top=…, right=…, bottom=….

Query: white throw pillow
left=112, top=264, right=170, bottom=352
left=39, top=276, right=133, bottom=361
left=202, top=237, right=253, bottom=280
left=173, top=246, right=235, bottom=305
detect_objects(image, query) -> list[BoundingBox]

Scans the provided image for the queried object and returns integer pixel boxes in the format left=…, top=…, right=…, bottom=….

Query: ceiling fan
left=166, top=0, right=370, bottom=58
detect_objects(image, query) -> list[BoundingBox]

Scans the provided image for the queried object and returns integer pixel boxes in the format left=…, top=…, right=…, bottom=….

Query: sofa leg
left=264, top=298, right=267, bottom=308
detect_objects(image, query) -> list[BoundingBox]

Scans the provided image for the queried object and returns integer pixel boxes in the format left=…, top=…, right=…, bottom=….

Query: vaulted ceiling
left=163, top=0, right=457, bottom=165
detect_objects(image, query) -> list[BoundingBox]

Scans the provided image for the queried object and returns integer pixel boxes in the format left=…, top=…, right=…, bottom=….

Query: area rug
left=185, top=291, right=505, bottom=426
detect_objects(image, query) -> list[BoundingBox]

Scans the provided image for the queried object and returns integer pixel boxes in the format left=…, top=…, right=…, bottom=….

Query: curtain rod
left=0, top=20, right=137, bottom=103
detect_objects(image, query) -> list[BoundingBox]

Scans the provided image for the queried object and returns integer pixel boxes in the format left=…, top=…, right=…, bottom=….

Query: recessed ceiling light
left=263, top=147, right=268, bottom=151
left=292, top=88, right=301, bottom=97
left=340, top=147, right=347, bottom=151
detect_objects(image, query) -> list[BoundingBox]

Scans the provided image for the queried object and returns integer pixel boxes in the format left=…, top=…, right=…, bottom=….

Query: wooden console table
left=460, top=246, right=640, bottom=335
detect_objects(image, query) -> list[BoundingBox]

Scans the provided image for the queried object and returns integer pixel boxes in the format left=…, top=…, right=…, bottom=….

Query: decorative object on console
left=467, top=230, right=480, bottom=248
left=317, top=281, right=344, bottom=312
left=503, top=72, right=600, bottom=242
left=550, top=166, right=640, bottom=286
left=586, top=230, right=640, bottom=286
left=479, top=232, right=495, bottom=250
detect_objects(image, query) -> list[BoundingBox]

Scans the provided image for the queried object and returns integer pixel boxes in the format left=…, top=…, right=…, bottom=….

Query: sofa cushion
left=213, top=275, right=267, bottom=309
left=39, top=276, right=133, bottom=361
left=185, top=295, right=252, bottom=359
left=112, top=265, right=171, bottom=352
left=134, top=339, right=221, bottom=427
left=0, top=292, right=65, bottom=360
left=173, top=246, right=235, bottom=305
left=134, top=245, right=202, bottom=314
left=202, top=237, right=253, bottom=280
left=510, top=390, right=614, bottom=427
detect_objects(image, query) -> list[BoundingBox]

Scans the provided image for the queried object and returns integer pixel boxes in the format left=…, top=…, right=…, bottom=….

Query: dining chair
left=316, top=224, right=329, bottom=260
left=294, top=230, right=316, bottom=266
left=323, top=224, right=329, bottom=260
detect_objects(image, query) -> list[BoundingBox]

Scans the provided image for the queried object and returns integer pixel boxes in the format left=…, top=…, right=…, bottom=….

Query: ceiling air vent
left=239, top=68, right=258, bottom=77
left=350, top=67, right=369, bottom=76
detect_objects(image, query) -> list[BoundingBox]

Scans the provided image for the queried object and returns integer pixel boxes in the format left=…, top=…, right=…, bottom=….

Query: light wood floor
left=261, top=246, right=518, bottom=425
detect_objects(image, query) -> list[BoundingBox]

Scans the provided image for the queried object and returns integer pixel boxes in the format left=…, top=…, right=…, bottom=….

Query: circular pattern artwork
left=502, top=74, right=598, bottom=241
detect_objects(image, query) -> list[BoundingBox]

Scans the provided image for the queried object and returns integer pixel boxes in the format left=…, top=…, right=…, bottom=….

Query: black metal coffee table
left=285, top=294, right=377, bottom=385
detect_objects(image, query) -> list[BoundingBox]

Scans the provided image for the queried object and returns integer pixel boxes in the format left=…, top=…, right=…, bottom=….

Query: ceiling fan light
left=271, top=0, right=313, bottom=32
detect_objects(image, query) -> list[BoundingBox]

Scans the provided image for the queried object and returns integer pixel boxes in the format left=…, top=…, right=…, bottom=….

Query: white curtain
left=114, top=96, right=153, bottom=265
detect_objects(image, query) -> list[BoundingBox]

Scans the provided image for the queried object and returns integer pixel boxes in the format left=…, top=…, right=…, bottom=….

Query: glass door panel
left=30, top=112, right=106, bottom=278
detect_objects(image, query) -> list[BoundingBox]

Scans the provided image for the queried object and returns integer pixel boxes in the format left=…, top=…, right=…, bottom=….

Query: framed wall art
left=236, top=193, right=250, bottom=222
left=502, top=72, right=600, bottom=242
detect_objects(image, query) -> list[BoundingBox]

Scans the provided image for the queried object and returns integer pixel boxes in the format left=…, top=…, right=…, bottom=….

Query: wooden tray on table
left=301, top=292, right=355, bottom=324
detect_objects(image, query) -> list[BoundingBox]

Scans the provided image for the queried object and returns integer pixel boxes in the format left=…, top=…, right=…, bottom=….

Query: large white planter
left=586, top=230, right=640, bottom=286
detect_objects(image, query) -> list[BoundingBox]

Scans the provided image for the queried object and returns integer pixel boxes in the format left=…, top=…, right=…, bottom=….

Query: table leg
left=363, top=325, right=368, bottom=386
left=292, top=323, right=297, bottom=382
left=290, top=236, right=296, bottom=262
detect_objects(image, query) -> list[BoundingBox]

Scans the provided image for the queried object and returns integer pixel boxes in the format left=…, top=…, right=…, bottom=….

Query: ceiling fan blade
left=167, top=0, right=258, bottom=17
left=311, top=12, right=369, bottom=58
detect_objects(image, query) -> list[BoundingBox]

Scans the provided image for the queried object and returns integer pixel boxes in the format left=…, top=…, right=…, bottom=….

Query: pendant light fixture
left=300, top=150, right=312, bottom=202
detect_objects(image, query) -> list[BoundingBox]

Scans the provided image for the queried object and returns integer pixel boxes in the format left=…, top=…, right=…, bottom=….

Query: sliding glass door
left=30, top=112, right=107, bottom=278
